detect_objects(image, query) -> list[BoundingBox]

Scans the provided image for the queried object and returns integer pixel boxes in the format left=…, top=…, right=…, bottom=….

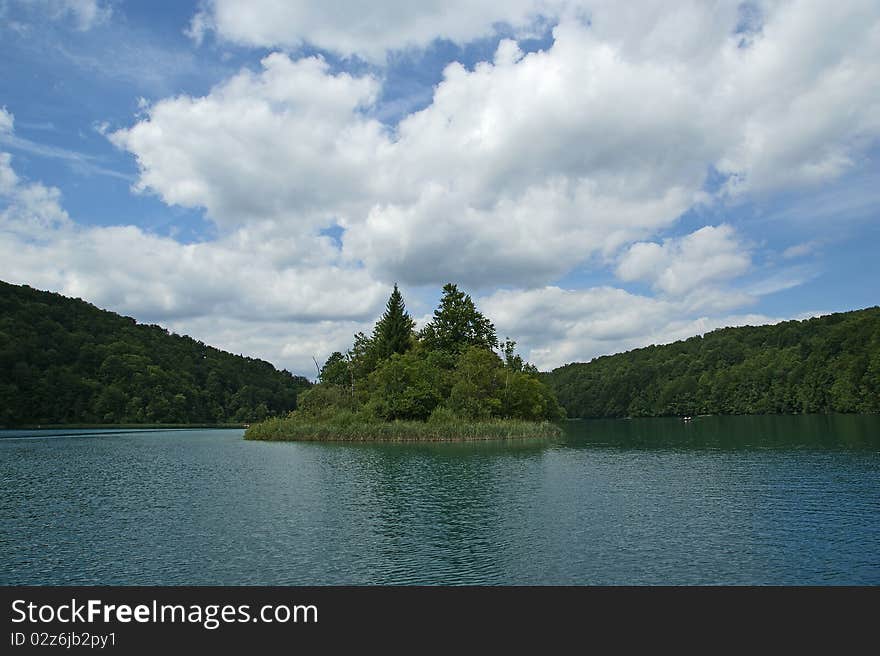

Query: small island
left=245, top=283, right=564, bottom=441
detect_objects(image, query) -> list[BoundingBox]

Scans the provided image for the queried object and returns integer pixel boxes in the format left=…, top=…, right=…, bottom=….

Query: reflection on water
left=1, top=415, right=878, bottom=585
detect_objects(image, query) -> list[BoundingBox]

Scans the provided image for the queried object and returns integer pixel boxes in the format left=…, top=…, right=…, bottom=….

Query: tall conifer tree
left=372, top=284, right=416, bottom=358
left=420, top=283, right=498, bottom=354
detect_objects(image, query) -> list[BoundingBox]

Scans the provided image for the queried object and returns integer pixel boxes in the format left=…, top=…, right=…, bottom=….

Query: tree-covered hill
left=545, top=307, right=880, bottom=418
left=0, top=280, right=311, bottom=426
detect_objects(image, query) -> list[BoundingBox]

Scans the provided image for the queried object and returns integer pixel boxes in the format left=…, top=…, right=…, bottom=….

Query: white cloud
left=109, top=54, right=387, bottom=231
left=186, top=1, right=768, bottom=65
left=117, top=4, right=880, bottom=290
left=0, top=226, right=386, bottom=373
left=0, top=107, right=13, bottom=134
left=1, top=102, right=128, bottom=181
left=188, top=0, right=561, bottom=62
left=6, top=1, right=880, bottom=374
left=0, top=153, right=17, bottom=194
left=782, top=241, right=817, bottom=259
left=480, top=286, right=780, bottom=370
left=343, top=21, right=712, bottom=285
left=0, top=151, right=71, bottom=233
left=0, top=145, right=802, bottom=377
left=714, top=1, right=880, bottom=195
left=0, top=137, right=386, bottom=374
left=11, top=0, right=111, bottom=30
left=112, top=25, right=719, bottom=287
left=744, top=266, right=816, bottom=296
left=0, top=132, right=132, bottom=181
left=616, top=225, right=751, bottom=296
left=59, top=0, right=110, bottom=30
left=0, top=221, right=387, bottom=372
left=163, top=315, right=372, bottom=378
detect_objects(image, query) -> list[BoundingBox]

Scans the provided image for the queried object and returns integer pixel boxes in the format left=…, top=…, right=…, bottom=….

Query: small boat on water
left=682, top=416, right=693, bottom=422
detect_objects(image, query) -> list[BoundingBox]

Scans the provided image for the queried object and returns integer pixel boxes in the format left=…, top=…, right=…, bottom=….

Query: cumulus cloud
left=2, top=146, right=767, bottom=375
left=615, top=225, right=751, bottom=296
left=480, top=286, right=779, bottom=370
left=188, top=0, right=560, bottom=62
left=0, top=222, right=386, bottom=373
left=109, top=54, right=388, bottom=231
left=116, top=4, right=880, bottom=290
left=1, top=133, right=386, bottom=373
left=343, top=22, right=711, bottom=285
left=0, top=224, right=384, bottom=373
left=713, top=1, right=880, bottom=195
left=0, top=151, right=72, bottom=234
left=110, top=25, right=716, bottom=287
left=6, top=1, right=880, bottom=373
left=162, top=315, right=373, bottom=378
left=186, top=0, right=771, bottom=65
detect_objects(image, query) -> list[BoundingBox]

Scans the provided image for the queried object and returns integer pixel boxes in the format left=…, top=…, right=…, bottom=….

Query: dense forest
left=0, top=281, right=311, bottom=426
left=293, top=283, right=564, bottom=426
left=545, top=307, right=880, bottom=418
left=4, top=277, right=877, bottom=428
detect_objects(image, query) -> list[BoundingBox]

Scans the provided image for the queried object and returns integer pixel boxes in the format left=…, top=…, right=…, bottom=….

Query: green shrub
left=427, top=406, right=457, bottom=424
left=296, top=384, right=357, bottom=419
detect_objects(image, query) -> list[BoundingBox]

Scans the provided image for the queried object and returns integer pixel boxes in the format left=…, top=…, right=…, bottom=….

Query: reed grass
left=244, top=416, right=562, bottom=442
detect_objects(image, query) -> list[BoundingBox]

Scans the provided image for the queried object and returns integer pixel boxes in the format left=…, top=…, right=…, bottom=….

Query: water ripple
left=1, top=417, right=879, bottom=585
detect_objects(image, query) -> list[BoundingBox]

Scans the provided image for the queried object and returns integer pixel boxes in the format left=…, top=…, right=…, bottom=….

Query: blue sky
left=1, top=0, right=878, bottom=375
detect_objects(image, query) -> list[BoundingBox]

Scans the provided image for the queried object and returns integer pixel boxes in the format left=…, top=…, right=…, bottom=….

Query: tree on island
left=420, top=283, right=498, bottom=354
left=319, top=351, right=349, bottom=386
left=298, top=282, right=564, bottom=424
left=372, top=283, right=416, bottom=359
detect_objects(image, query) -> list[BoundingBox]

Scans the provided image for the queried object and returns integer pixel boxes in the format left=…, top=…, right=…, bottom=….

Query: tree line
left=0, top=281, right=311, bottom=426
left=301, top=283, right=564, bottom=423
left=544, top=307, right=880, bottom=418
left=5, top=276, right=874, bottom=427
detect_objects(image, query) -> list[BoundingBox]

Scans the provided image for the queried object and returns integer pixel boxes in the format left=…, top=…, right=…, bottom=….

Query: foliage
left=372, top=283, right=416, bottom=359
left=296, top=384, right=357, bottom=420
left=266, top=283, right=565, bottom=438
left=447, top=346, right=504, bottom=419
left=348, top=330, right=380, bottom=383
left=502, top=338, right=538, bottom=375
left=502, top=371, right=566, bottom=421
left=0, top=280, right=311, bottom=426
left=544, top=307, right=880, bottom=418
left=419, top=283, right=498, bottom=354
left=364, top=351, right=446, bottom=421
left=319, top=351, right=349, bottom=387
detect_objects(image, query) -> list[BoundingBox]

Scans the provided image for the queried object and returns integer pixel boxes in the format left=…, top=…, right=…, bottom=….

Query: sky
left=1, top=0, right=878, bottom=376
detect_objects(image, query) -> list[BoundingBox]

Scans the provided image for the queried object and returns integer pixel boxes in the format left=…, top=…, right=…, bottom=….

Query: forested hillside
left=0, top=281, right=310, bottom=426
left=545, top=307, right=880, bottom=418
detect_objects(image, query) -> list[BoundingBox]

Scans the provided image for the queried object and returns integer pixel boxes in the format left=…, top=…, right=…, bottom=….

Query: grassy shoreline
left=244, top=417, right=562, bottom=442
left=2, top=423, right=247, bottom=430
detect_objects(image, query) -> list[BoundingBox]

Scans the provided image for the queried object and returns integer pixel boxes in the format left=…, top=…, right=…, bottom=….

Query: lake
left=1, top=415, right=878, bottom=585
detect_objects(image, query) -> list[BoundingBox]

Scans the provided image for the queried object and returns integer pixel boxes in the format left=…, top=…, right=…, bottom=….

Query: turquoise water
left=1, top=415, right=878, bottom=585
